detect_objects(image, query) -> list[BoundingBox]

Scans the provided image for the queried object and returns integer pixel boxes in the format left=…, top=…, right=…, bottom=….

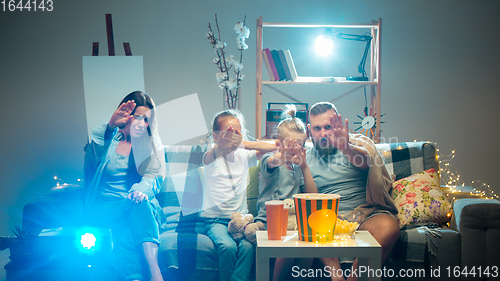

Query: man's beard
left=313, top=137, right=337, bottom=156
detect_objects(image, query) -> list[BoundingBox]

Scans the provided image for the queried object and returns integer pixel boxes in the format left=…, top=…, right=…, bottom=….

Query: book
left=270, top=49, right=286, bottom=81
left=263, top=48, right=279, bottom=81
left=283, top=50, right=298, bottom=81
left=278, top=50, right=292, bottom=81
left=262, top=50, right=275, bottom=81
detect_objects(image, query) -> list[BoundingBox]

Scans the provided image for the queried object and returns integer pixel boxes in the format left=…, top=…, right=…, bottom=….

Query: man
left=302, top=102, right=399, bottom=281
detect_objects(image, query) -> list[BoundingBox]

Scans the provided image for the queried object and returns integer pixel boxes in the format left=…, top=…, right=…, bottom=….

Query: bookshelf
left=255, top=17, right=382, bottom=143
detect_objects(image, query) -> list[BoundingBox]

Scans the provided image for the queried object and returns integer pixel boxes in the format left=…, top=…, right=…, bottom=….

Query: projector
left=9, top=226, right=114, bottom=265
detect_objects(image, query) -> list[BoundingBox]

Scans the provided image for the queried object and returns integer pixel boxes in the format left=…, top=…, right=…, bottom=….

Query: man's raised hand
left=329, top=113, right=350, bottom=151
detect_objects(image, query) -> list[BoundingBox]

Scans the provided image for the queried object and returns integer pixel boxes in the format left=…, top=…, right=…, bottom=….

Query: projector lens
left=81, top=233, right=96, bottom=249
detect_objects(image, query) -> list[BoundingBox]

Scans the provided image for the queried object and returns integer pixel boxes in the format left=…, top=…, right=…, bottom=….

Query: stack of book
left=263, top=48, right=298, bottom=81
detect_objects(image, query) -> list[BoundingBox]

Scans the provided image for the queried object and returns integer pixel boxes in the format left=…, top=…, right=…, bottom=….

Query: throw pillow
left=392, top=168, right=452, bottom=228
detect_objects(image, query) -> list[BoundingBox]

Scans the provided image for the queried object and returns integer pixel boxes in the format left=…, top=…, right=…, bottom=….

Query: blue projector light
left=80, top=233, right=97, bottom=250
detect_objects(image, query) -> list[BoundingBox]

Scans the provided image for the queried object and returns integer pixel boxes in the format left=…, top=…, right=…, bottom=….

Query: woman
left=84, top=91, right=165, bottom=281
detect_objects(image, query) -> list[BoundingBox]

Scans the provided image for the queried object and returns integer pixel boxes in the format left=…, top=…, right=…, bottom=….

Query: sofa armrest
left=450, top=198, right=500, bottom=232
left=451, top=198, right=500, bottom=279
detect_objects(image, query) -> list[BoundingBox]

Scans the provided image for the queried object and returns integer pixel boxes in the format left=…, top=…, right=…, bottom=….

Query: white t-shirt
left=201, top=148, right=258, bottom=218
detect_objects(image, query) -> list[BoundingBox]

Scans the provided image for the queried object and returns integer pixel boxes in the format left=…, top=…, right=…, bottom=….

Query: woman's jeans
left=87, top=195, right=161, bottom=280
left=205, top=218, right=255, bottom=281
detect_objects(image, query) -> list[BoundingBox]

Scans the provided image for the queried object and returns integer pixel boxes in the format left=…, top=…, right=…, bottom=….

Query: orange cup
left=281, top=205, right=289, bottom=236
left=293, top=193, right=341, bottom=243
left=265, top=200, right=284, bottom=240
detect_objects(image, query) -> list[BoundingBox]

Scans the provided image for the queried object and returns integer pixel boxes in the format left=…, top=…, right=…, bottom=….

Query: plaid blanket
left=375, top=141, right=443, bottom=263
left=390, top=224, right=442, bottom=263
left=156, top=145, right=219, bottom=275
left=157, top=145, right=208, bottom=227
left=375, top=141, right=439, bottom=180
left=159, top=229, right=219, bottom=274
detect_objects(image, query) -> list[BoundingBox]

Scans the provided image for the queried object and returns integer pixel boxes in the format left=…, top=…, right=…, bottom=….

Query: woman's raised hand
left=108, top=100, right=136, bottom=130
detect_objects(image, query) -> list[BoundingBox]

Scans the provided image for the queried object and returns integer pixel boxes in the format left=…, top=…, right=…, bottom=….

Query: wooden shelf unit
left=255, top=17, right=382, bottom=142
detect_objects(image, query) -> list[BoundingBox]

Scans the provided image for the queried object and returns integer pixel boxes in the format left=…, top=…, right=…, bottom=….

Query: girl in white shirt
left=202, top=109, right=275, bottom=281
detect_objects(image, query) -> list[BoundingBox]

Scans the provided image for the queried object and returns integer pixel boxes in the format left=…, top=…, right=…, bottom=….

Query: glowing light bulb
left=315, top=35, right=333, bottom=56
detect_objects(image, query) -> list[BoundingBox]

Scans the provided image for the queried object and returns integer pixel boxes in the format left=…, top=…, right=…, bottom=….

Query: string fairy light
left=53, top=176, right=65, bottom=187
left=52, top=176, right=82, bottom=190
left=438, top=148, right=499, bottom=201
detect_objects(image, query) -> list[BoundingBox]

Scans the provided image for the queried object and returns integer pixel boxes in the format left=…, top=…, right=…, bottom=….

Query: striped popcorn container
left=293, top=193, right=341, bottom=243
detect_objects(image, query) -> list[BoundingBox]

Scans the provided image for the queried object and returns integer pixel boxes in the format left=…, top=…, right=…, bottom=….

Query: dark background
left=1, top=1, right=499, bottom=278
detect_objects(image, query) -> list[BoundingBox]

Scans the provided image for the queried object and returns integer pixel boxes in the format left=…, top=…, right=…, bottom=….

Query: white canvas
left=82, top=56, right=145, bottom=140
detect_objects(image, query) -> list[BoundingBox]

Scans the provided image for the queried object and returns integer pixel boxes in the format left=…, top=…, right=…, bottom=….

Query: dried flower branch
left=207, top=14, right=249, bottom=109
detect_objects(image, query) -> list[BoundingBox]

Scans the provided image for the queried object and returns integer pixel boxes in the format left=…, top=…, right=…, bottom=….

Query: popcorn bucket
left=293, top=193, right=341, bottom=243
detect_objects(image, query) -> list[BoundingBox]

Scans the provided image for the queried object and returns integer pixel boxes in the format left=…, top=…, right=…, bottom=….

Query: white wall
left=1, top=0, right=499, bottom=277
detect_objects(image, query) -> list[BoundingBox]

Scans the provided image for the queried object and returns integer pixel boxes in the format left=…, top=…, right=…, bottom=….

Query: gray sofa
left=12, top=141, right=500, bottom=281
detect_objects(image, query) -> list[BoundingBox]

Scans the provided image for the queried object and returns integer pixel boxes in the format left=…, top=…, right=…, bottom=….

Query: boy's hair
left=277, top=104, right=307, bottom=138
left=309, top=101, right=338, bottom=118
left=212, top=109, right=249, bottom=140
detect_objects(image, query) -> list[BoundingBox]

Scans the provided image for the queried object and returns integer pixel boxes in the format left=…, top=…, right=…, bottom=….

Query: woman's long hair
left=118, top=91, right=165, bottom=178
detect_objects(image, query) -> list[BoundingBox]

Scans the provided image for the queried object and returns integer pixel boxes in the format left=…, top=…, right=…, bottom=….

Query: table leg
left=358, top=258, right=369, bottom=281
left=357, top=257, right=381, bottom=281
left=370, top=256, right=381, bottom=281
left=256, top=249, right=270, bottom=281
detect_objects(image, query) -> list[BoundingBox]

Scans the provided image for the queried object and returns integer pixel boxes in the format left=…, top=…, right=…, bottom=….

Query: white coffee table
left=256, top=230, right=382, bottom=281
